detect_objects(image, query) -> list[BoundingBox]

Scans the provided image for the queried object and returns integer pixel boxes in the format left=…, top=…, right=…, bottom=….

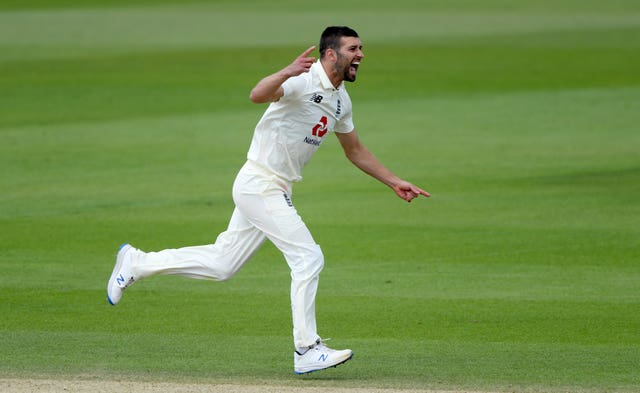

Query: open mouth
left=350, top=62, right=360, bottom=72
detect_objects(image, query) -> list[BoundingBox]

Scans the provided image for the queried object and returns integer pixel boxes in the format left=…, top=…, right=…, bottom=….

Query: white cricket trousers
left=131, top=160, right=323, bottom=349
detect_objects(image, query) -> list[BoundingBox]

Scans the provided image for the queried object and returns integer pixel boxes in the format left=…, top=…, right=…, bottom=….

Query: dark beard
left=344, top=70, right=356, bottom=82
left=336, top=53, right=357, bottom=83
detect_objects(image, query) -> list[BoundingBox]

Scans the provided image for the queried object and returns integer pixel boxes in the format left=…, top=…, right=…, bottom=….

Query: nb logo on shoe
left=116, top=274, right=125, bottom=286
left=318, top=353, right=328, bottom=362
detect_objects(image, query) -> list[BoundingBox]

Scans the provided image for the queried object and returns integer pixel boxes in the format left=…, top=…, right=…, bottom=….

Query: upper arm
left=268, top=86, right=285, bottom=102
left=335, top=129, right=362, bottom=159
left=250, top=85, right=285, bottom=103
left=261, top=86, right=284, bottom=103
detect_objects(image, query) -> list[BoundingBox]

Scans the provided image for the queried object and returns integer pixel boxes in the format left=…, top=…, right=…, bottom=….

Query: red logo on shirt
left=312, top=116, right=328, bottom=138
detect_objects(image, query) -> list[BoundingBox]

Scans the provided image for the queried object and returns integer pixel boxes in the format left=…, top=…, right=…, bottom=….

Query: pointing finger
left=300, top=45, right=316, bottom=58
left=412, top=185, right=430, bottom=198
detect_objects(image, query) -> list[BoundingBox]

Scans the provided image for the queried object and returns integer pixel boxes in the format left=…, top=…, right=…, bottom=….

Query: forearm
left=345, top=145, right=401, bottom=189
left=249, top=45, right=316, bottom=104
left=337, top=130, right=429, bottom=202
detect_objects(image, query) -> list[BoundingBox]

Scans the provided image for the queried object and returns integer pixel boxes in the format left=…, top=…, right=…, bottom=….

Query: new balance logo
left=116, top=274, right=133, bottom=288
left=309, top=93, right=323, bottom=103
left=318, top=353, right=328, bottom=362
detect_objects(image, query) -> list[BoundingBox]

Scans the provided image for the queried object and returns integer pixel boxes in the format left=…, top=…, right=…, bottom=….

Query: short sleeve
left=281, top=74, right=307, bottom=101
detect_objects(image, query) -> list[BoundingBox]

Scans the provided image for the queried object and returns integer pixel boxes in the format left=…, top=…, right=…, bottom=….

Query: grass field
left=1, top=0, right=639, bottom=392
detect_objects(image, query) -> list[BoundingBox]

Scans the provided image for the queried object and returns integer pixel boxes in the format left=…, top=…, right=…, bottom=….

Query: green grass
left=1, top=0, right=639, bottom=392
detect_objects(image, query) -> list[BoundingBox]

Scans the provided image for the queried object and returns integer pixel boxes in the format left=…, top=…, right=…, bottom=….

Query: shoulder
left=282, top=72, right=313, bottom=99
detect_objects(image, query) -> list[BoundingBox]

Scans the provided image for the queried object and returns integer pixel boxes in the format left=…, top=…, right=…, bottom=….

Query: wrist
left=279, top=67, right=296, bottom=79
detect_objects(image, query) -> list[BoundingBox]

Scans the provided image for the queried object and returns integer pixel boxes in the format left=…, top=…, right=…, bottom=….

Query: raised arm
left=336, top=130, right=430, bottom=202
left=249, top=46, right=316, bottom=104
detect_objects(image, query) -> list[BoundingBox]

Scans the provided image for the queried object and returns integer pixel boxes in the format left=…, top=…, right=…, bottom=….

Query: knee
left=290, top=243, right=324, bottom=281
left=216, top=265, right=239, bottom=282
left=310, top=244, right=324, bottom=274
left=306, top=243, right=324, bottom=274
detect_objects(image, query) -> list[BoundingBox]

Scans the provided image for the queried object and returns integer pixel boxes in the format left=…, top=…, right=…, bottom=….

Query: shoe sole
left=294, top=352, right=353, bottom=375
left=107, top=243, right=131, bottom=306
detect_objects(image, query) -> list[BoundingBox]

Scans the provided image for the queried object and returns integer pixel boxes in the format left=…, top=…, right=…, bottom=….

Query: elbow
left=249, top=88, right=274, bottom=104
left=344, top=150, right=358, bottom=165
left=343, top=143, right=364, bottom=164
left=249, top=90, right=263, bottom=104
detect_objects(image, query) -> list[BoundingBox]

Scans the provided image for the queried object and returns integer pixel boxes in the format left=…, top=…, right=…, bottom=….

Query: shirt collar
left=313, top=61, right=343, bottom=91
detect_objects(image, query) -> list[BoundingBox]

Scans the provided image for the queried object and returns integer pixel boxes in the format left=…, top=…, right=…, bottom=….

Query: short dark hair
left=319, top=26, right=359, bottom=58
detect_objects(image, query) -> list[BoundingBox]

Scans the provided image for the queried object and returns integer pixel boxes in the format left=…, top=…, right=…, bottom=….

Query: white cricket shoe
left=107, top=243, right=137, bottom=305
left=294, top=339, right=353, bottom=374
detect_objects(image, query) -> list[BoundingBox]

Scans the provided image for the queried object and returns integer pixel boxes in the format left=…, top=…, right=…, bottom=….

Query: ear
left=325, top=48, right=338, bottom=63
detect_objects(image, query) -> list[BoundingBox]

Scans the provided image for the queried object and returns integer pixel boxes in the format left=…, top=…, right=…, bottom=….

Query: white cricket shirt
left=247, top=61, right=354, bottom=183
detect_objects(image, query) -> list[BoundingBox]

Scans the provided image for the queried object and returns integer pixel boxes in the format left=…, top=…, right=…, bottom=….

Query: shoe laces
left=313, top=338, right=334, bottom=352
left=118, top=276, right=135, bottom=289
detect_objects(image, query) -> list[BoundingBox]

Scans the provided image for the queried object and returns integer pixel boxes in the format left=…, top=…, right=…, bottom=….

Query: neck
left=320, top=60, right=342, bottom=88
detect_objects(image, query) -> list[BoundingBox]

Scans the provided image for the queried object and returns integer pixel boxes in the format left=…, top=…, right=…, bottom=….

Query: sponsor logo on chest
left=304, top=92, right=341, bottom=146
